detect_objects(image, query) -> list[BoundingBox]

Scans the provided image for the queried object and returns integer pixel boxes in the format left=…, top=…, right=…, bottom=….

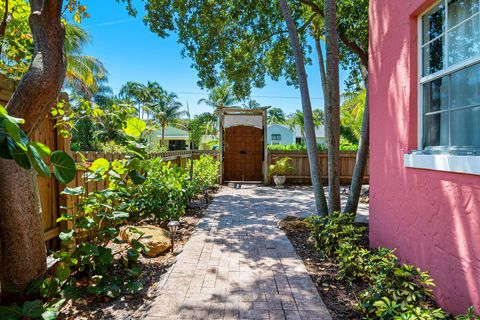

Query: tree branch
left=0, top=0, right=9, bottom=52
left=298, top=12, right=317, bottom=33
left=7, top=0, right=66, bottom=136
left=299, top=0, right=368, bottom=67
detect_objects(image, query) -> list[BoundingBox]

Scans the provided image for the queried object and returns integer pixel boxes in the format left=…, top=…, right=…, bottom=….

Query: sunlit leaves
left=123, top=117, right=146, bottom=138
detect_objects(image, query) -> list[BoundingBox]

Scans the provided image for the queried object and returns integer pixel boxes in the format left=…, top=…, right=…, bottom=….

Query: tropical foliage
left=0, top=106, right=76, bottom=183
left=307, top=213, right=452, bottom=319
left=267, top=107, right=287, bottom=124
left=198, top=80, right=239, bottom=109
left=269, top=157, right=294, bottom=176
left=0, top=1, right=106, bottom=96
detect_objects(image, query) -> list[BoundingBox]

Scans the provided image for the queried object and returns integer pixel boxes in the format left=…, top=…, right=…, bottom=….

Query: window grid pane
left=421, top=0, right=480, bottom=152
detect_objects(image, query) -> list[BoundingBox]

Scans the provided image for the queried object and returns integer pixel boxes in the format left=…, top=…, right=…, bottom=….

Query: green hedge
left=307, top=212, right=478, bottom=319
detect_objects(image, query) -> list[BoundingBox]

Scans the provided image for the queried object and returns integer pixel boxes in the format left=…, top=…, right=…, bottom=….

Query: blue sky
left=81, top=0, right=350, bottom=116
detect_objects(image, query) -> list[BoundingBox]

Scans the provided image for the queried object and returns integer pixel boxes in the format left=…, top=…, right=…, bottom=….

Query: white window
left=419, top=0, right=480, bottom=154
left=272, top=134, right=281, bottom=141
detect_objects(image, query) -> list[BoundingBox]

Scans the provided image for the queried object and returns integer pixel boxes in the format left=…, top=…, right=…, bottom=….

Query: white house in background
left=267, top=124, right=295, bottom=145
left=149, top=126, right=190, bottom=150
left=291, top=125, right=325, bottom=145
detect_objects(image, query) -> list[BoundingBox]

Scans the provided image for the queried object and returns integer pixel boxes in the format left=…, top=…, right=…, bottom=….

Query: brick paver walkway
left=143, top=185, right=343, bottom=320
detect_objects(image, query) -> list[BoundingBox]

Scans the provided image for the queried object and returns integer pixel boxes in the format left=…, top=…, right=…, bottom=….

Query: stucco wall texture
left=369, top=0, right=480, bottom=314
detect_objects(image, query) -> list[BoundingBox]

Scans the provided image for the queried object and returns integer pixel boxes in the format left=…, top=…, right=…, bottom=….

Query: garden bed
left=285, top=223, right=368, bottom=320
left=58, top=191, right=217, bottom=320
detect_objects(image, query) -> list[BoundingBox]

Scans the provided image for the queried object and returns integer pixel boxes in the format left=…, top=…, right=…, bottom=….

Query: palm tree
left=198, top=80, right=239, bottom=109
left=313, top=109, right=325, bottom=126
left=145, top=87, right=186, bottom=146
left=242, top=98, right=261, bottom=109
left=267, top=108, right=286, bottom=125
left=278, top=0, right=328, bottom=216
left=64, top=24, right=108, bottom=99
left=288, top=110, right=305, bottom=139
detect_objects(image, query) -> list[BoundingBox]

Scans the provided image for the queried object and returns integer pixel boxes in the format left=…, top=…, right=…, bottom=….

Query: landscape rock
left=119, top=225, right=171, bottom=257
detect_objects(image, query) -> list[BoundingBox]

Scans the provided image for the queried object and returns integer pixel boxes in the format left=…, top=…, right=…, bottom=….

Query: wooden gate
left=223, top=125, right=263, bottom=181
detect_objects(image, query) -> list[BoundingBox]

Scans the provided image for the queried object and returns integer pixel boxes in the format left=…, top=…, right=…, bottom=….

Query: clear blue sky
left=81, top=0, right=350, bottom=116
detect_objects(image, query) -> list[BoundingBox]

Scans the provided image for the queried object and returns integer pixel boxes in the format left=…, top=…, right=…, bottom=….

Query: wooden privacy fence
left=29, top=113, right=219, bottom=250
left=267, top=150, right=369, bottom=185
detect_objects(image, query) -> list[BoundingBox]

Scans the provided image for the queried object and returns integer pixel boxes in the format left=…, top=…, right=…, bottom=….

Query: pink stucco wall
left=369, top=0, right=480, bottom=315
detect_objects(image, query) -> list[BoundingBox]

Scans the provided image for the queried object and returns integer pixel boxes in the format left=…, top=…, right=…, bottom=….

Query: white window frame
left=406, top=0, right=480, bottom=175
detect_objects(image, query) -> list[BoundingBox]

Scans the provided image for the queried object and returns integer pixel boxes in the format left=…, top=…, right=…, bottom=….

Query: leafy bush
left=306, top=212, right=367, bottom=258
left=133, top=159, right=193, bottom=223
left=357, top=263, right=447, bottom=319
left=456, top=307, right=480, bottom=320
left=267, top=142, right=358, bottom=151
left=307, top=211, right=451, bottom=319
left=134, top=155, right=219, bottom=223
left=336, top=243, right=397, bottom=283
left=189, top=154, right=219, bottom=192
left=269, top=157, right=294, bottom=176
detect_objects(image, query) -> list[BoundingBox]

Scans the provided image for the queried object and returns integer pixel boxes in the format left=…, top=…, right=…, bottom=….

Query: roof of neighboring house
left=152, top=127, right=190, bottom=139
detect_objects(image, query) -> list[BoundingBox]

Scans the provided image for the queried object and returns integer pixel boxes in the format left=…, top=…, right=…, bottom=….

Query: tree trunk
left=324, top=0, right=341, bottom=214
left=344, top=67, right=370, bottom=214
left=0, top=0, right=66, bottom=302
left=278, top=0, right=328, bottom=216
left=0, top=163, right=45, bottom=302
left=315, top=37, right=327, bottom=99
left=161, top=124, right=166, bottom=148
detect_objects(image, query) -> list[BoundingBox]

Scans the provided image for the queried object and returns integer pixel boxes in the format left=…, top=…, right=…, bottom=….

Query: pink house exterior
left=369, top=0, right=480, bottom=315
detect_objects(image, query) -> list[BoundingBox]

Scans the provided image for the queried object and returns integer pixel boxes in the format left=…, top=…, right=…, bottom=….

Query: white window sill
left=404, top=153, right=480, bottom=175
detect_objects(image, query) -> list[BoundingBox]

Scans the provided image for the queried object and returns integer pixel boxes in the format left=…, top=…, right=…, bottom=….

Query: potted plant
left=269, top=157, right=294, bottom=188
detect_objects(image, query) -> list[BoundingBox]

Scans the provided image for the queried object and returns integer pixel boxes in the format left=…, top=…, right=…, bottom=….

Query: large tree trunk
left=315, top=37, right=327, bottom=99
left=0, top=0, right=66, bottom=302
left=278, top=0, right=328, bottom=216
left=344, top=67, right=370, bottom=214
left=324, top=0, right=341, bottom=214
left=0, top=163, right=45, bottom=302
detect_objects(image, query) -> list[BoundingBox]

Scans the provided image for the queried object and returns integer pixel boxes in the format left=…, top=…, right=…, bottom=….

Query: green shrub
left=189, top=154, right=219, bottom=192
left=336, top=243, right=398, bottom=283
left=357, top=263, right=447, bottom=319
left=269, top=157, right=294, bottom=176
left=306, top=212, right=367, bottom=258
left=456, top=306, right=480, bottom=320
left=134, top=159, right=193, bottom=223
left=267, top=142, right=359, bottom=151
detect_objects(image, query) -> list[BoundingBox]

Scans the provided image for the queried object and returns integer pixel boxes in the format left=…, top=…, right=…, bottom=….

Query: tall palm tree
left=242, top=97, right=261, bottom=109
left=288, top=110, right=305, bottom=139
left=267, top=107, right=286, bottom=124
left=145, top=87, right=186, bottom=146
left=198, top=80, right=239, bottom=109
left=64, top=24, right=108, bottom=99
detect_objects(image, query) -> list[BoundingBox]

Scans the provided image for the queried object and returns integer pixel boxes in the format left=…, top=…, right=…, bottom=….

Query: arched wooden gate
left=223, top=125, right=263, bottom=181
left=218, top=107, right=268, bottom=183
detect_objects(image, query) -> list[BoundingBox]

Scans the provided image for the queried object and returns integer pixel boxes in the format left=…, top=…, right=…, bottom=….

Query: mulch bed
left=59, top=189, right=218, bottom=320
left=284, top=225, right=369, bottom=320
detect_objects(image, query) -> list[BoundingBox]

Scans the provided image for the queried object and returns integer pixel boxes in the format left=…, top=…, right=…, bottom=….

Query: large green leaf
left=7, top=137, right=31, bottom=170
left=0, top=106, right=25, bottom=124
left=4, top=119, right=26, bottom=151
left=21, top=300, right=43, bottom=318
left=29, top=141, right=51, bottom=157
left=128, top=170, right=146, bottom=185
left=50, top=151, right=76, bottom=184
left=27, top=144, right=50, bottom=177
left=123, top=118, right=146, bottom=138
left=89, top=158, right=110, bottom=175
